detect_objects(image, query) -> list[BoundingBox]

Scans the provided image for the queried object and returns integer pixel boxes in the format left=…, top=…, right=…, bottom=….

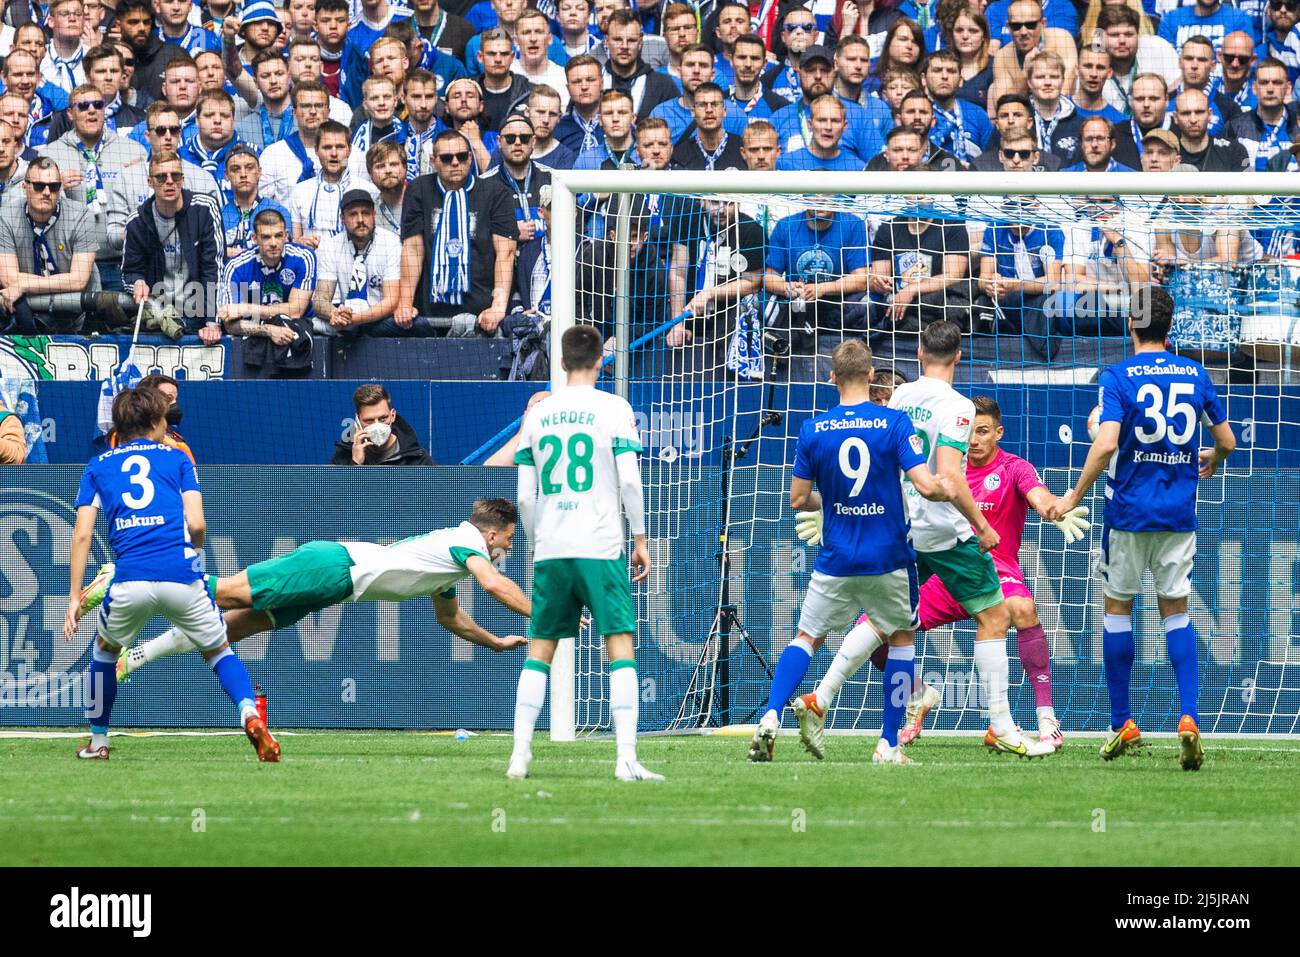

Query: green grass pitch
left=4, top=731, right=1299, bottom=866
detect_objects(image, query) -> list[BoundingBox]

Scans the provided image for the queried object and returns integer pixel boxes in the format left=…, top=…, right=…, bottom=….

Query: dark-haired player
left=1050, top=286, right=1235, bottom=770
left=101, top=499, right=531, bottom=680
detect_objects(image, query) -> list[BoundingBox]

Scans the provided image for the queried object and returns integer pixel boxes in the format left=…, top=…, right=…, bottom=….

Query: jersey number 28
left=1134, top=383, right=1197, bottom=446
left=538, top=433, right=595, bottom=494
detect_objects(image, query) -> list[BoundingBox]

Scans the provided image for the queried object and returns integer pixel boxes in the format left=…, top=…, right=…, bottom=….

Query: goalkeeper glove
left=795, top=509, right=823, bottom=546
left=1050, top=506, right=1090, bottom=544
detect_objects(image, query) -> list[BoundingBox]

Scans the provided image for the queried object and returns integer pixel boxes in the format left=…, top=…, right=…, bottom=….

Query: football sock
left=132, top=627, right=196, bottom=668
left=1164, top=613, right=1199, bottom=724
left=1016, top=624, right=1054, bottom=710
left=209, top=647, right=258, bottom=721
left=764, top=637, right=813, bottom=717
left=512, top=660, right=549, bottom=756
left=816, top=622, right=884, bottom=711
left=880, top=645, right=915, bottom=748
left=1036, top=705, right=1058, bottom=724
left=609, top=659, right=639, bottom=764
left=1103, top=613, right=1135, bottom=730
left=973, top=640, right=1015, bottom=736
left=86, top=643, right=118, bottom=748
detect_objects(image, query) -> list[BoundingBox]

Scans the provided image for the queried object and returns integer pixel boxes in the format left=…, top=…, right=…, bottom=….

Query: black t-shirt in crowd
left=671, top=130, right=747, bottom=171
left=869, top=218, right=970, bottom=285
left=401, top=172, right=519, bottom=317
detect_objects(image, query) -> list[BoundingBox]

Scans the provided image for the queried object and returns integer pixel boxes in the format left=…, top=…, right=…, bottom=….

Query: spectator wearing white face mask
left=332, top=382, right=436, bottom=466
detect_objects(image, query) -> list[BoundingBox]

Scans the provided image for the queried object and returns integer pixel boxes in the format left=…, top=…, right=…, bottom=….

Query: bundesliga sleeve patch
left=909, top=435, right=924, bottom=454
left=956, top=416, right=970, bottom=428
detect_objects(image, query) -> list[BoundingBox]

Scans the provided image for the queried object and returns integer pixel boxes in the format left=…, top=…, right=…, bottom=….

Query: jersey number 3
left=838, top=437, right=872, bottom=496
left=538, top=432, right=595, bottom=494
left=121, top=454, right=156, bottom=509
left=1134, top=382, right=1196, bottom=446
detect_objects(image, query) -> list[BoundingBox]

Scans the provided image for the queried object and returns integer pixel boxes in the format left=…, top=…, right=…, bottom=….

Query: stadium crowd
left=0, top=0, right=1295, bottom=372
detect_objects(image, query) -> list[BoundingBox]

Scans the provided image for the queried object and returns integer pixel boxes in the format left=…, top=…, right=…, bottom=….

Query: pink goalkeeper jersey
left=966, top=449, right=1047, bottom=569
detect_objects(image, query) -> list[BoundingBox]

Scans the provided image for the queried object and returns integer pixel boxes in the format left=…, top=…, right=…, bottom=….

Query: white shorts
left=97, top=579, right=227, bottom=652
left=797, top=568, right=920, bottom=639
left=1102, top=529, right=1196, bottom=601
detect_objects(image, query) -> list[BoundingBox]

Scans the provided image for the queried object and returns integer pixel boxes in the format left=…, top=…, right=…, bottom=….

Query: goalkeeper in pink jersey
left=797, top=394, right=1090, bottom=749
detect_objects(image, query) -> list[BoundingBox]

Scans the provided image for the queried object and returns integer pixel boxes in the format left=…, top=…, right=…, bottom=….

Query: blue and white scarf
left=26, top=205, right=58, bottom=277
left=351, top=118, right=404, bottom=154
left=575, top=112, right=601, bottom=152
left=405, top=124, right=436, bottom=181
left=693, top=130, right=728, bottom=170
left=48, top=45, right=84, bottom=92
left=156, top=24, right=210, bottom=57
left=258, top=104, right=295, bottom=150
left=429, top=178, right=473, bottom=305
left=932, top=99, right=971, bottom=164
left=726, top=295, right=764, bottom=381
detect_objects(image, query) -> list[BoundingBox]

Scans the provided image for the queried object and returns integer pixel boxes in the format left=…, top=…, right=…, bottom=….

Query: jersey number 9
left=838, top=437, right=872, bottom=497
left=1134, top=382, right=1197, bottom=446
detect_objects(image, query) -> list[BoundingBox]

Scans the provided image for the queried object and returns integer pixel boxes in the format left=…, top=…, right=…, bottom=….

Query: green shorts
left=917, top=537, right=1003, bottom=615
left=529, top=557, right=636, bottom=640
left=245, top=540, right=355, bottom=629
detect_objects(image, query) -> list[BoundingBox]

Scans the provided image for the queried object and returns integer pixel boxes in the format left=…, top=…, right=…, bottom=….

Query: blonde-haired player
left=508, top=324, right=660, bottom=781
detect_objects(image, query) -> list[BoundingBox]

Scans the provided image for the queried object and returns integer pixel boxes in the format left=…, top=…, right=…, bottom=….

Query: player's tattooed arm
left=432, top=592, right=526, bottom=652
left=464, top=555, right=532, bottom=618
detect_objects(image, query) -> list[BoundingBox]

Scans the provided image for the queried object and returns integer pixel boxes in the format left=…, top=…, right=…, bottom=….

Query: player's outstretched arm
left=1199, top=420, right=1237, bottom=479
left=936, top=445, right=998, bottom=552
left=617, top=452, right=651, bottom=583
left=1028, top=487, right=1090, bottom=543
left=432, top=592, right=526, bottom=652
left=464, top=554, right=532, bottom=618
left=64, top=505, right=98, bottom=641
left=1052, top=421, right=1120, bottom=520
left=904, top=465, right=949, bottom=502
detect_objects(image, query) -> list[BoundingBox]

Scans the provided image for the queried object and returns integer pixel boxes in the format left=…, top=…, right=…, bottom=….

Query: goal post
left=543, top=169, right=1300, bottom=739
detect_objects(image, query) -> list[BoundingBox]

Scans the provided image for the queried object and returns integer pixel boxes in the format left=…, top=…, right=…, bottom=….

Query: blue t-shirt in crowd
left=793, top=402, right=926, bottom=577
left=75, top=440, right=204, bottom=585
left=1098, top=351, right=1229, bottom=533
left=767, top=211, right=869, bottom=282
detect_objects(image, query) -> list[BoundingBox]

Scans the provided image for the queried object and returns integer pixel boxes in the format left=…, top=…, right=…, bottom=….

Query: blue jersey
left=220, top=244, right=318, bottom=315
left=75, top=440, right=203, bottom=585
left=1158, top=6, right=1256, bottom=52
left=793, top=402, right=926, bottom=577
left=1098, top=351, right=1228, bottom=533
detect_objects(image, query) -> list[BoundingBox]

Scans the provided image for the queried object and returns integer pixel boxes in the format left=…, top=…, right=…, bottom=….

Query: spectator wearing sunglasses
left=45, top=46, right=148, bottom=142
left=1257, top=4, right=1300, bottom=82
left=971, top=94, right=1064, bottom=170
left=1158, top=0, right=1256, bottom=56
left=38, top=82, right=147, bottom=289
left=988, top=0, right=1078, bottom=108
left=482, top=114, right=552, bottom=317
left=983, top=0, right=1077, bottom=45
left=0, top=157, right=104, bottom=334
left=762, top=6, right=821, bottom=104
left=1217, top=33, right=1261, bottom=112
left=395, top=129, right=519, bottom=337
left=122, top=151, right=226, bottom=343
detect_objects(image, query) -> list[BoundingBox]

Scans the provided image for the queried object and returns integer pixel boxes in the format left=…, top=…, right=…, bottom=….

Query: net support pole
left=548, top=179, right=577, bottom=743
left=612, top=187, right=633, bottom=400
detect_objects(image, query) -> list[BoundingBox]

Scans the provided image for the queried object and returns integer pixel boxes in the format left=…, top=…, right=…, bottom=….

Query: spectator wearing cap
left=671, top=83, right=747, bottom=170
left=771, top=45, right=884, bottom=163
left=223, top=0, right=285, bottom=79
left=395, top=129, right=519, bottom=337
left=600, top=9, right=679, bottom=119
left=123, top=150, right=225, bottom=343
left=1063, top=117, right=1135, bottom=172
left=1112, top=73, right=1173, bottom=169
left=40, top=0, right=89, bottom=97
left=341, top=0, right=415, bottom=107
left=762, top=5, right=819, bottom=104
left=433, top=77, right=497, bottom=174
left=313, top=188, right=404, bottom=336
left=258, top=83, right=331, bottom=206
left=1257, top=7, right=1300, bottom=83
left=1228, top=58, right=1299, bottom=170
left=38, top=82, right=148, bottom=290
left=117, top=0, right=191, bottom=102
left=483, top=114, right=550, bottom=309
left=221, top=145, right=293, bottom=260
left=289, top=121, right=357, bottom=248
left=1174, top=88, right=1250, bottom=172
left=1139, top=127, right=1182, bottom=171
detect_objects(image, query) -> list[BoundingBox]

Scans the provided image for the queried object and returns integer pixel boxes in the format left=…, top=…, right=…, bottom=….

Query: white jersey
left=342, top=521, right=488, bottom=602
left=889, top=375, right=976, bottom=553
left=515, top=385, right=643, bottom=562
